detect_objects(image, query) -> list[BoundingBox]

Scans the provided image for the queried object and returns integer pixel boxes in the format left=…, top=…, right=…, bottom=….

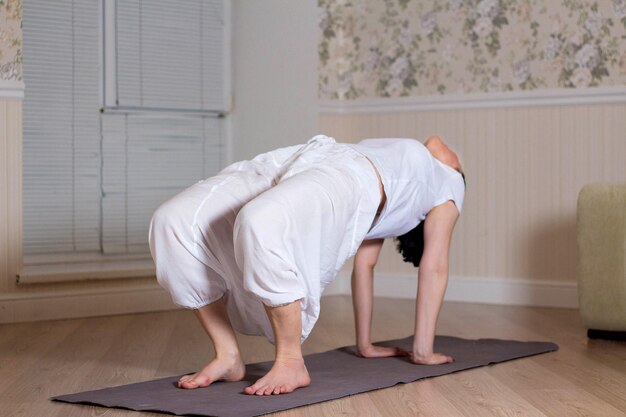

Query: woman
left=148, top=134, right=465, bottom=396
left=349, top=135, right=465, bottom=366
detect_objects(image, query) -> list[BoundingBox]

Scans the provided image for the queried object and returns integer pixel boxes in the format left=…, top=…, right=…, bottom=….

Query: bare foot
left=357, top=344, right=411, bottom=358
left=409, top=351, right=454, bottom=365
left=178, top=354, right=246, bottom=389
left=244, top=357, right=311, bottom=395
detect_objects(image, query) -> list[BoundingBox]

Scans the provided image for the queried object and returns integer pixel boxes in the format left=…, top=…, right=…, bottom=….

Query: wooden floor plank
left=431, top=368, right=549, bottom=417
left=2, top=296, right=625, bottom=417
left=0, top=319, right=83, bottom=394
left=490, top=357, right=626, bottom=416
left=3, top=315, right=135, bottom=417
left=461, top=303, right=626, bottom=410
left=367, top=379, right=465, bottom=417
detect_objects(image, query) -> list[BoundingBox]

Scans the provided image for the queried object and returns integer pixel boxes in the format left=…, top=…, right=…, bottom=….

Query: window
left=20, top=0, right=230, bottom=283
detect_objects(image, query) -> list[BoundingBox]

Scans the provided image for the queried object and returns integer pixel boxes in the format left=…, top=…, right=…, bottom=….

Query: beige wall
left=0, top=99, right=23, bottom=294
left=318, top=0, right=626, bottom=303
left=230, top=0, right=320, bottom=161
left=325, top=103, right=626, bottom=284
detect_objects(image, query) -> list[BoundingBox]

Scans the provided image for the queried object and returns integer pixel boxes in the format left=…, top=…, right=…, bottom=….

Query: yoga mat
left=52, top=335, right=558, bottom=417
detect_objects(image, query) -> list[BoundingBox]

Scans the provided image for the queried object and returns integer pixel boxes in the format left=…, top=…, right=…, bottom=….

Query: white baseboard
left=0, top=274, right=577, bottom=324
left=324, top=273, right=579, bottom=309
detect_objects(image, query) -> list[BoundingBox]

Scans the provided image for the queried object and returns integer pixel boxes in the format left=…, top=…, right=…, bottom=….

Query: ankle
left=215, top=350, right=242, bottom=362
left=275, top=345, right=303, bottom=358
left=274, top=352, right=305, bottom=364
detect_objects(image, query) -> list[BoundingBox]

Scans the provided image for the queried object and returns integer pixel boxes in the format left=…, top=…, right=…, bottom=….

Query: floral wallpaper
left=318, top=0, right=626, bottom=99
left=0, top=0, right=21, bottom=82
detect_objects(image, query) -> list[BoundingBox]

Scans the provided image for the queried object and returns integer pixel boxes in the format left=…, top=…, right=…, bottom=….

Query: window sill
left=17, top=256, right=156, bottom=284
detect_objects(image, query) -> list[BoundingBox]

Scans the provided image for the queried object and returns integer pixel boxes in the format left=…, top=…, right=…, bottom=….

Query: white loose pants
left=148, top=135, right=380, bottom=343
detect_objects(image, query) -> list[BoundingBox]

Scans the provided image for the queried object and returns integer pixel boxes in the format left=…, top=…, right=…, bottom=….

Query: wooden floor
left=2, top=296, right=625, bottom=416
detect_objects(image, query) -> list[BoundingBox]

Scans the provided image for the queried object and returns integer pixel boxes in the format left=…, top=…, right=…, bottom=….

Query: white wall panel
left=322, top=103, right=626, bottom=284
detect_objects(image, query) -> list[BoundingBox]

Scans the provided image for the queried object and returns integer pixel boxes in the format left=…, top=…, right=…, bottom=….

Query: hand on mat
left=356, top=344, right=411, bottom=359
left=409, top=352, right=454, bottom=365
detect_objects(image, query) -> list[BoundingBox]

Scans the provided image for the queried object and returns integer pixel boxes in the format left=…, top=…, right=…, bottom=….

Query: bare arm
left=412, top=200, right=459, bottom=365
left=351, top=239, right=408, bottom=358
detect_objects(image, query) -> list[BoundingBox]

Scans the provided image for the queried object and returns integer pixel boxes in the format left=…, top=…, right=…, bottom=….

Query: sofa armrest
left=576, top=182, right=626, bottom=330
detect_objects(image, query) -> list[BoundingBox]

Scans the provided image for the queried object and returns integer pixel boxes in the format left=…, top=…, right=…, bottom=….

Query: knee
left=233, top=200, right=272, bottom=256
left=233, top=199, right=296, bottom=294
left=232, top=200, right=274, bottom=258
left=148, top=200, right=191, bottom=252
left=234, top=199, right=278, bottom=239
left=232, top=202, right=264, bottom=294
left=148, top=202, right=199, bottom=294
left=149, top=202, right=173, bottom=239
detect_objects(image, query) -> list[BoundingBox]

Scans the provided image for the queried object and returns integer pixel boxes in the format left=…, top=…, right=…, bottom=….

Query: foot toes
left=245, top=383, right=263, bottom=396
left=182, top=374, right=215, bottom=389
left=180, top=379, right=200, bottom=389
left=178, top=374, right=193, bottom=384
left=256, top=384, right=272, bottom=395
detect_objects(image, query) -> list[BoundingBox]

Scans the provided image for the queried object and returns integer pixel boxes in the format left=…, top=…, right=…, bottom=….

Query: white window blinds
left=114, top=0, right=227, bottom=111
left=21, top=0, right=229, bottom=280
left=100, top=113, right=224, bottom=255
left=22, top=0, right=102, bottom=255
left=100, top=0, right=228, bottom=255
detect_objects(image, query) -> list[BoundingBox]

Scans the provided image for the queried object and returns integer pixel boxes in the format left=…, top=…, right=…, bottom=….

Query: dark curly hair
left=394, top=221, right=426, bottom=267
left=394, top=172, right=465, bottom=267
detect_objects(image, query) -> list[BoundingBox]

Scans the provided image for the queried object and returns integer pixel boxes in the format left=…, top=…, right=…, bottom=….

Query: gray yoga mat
left=52, top=335, right=558, bottom=417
